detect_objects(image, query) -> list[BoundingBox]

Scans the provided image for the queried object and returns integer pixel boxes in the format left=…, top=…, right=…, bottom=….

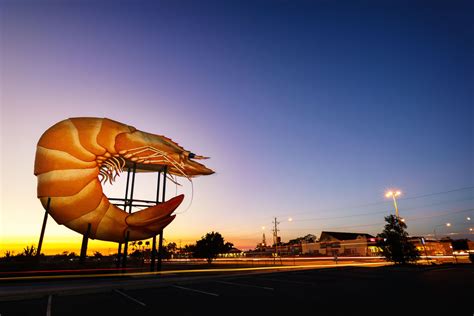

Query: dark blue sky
left=2, top=0, right=473, bottom=247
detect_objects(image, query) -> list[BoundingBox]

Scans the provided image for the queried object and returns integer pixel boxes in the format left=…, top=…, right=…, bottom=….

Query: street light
left=433, top=223, right=451, bottom=240
left=385, top=190, right=402, bottom=218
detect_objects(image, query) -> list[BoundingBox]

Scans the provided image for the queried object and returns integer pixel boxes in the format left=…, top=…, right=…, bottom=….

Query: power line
left=214, top=186, right=474, bottom=237
left=281, top=208, right=474, bottom=232
left=290, top=196, right=474, bottom=223
left=401, top=186, right=474, bottom=201
left=275, top=185, right=474, bottom=219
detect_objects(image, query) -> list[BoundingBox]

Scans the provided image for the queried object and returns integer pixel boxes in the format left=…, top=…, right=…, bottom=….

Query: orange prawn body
left=34, top=117, right=213, bottom=242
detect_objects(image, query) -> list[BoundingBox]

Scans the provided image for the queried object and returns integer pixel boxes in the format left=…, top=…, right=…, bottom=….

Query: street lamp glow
left=385, top=190, right=401, bottom=198
left=467, top=217, right=471, bottom=221
left=385, top=189, right=402, bottom=218
left=446, top=223, right=451, bottom=227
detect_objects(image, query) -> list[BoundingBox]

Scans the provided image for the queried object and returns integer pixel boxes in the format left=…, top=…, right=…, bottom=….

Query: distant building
left=302, top=231, right=379, bottom=256
left=218, top=247, right=244, bottom=258
left=409, top=237, right=453, bottom=256
left=289, top=234, right=317, bottom=244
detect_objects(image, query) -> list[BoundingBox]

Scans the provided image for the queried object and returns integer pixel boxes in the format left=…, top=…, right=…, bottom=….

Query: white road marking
left=113, top=289, right=146, bottom=307
left=259, top=277, right=316, bottom=286
left=172, top=285, right=219, bottom=297
left=46, top=295, right=52, bottom=316
left=216, top=280, right=274, bottom=291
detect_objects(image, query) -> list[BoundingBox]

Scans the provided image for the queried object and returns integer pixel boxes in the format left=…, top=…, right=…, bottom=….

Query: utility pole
left=272, top=217, right=280, bottom=262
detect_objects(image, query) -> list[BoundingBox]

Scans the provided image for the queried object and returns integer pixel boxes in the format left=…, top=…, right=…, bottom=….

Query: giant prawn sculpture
left=34, top=117, right=214, bottom=242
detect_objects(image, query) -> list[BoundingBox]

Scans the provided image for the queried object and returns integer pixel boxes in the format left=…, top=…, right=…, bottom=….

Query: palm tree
left=22, top=245, right=37, bottom=257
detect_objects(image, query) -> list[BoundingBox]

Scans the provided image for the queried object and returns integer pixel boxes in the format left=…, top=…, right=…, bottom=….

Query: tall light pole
left=385, top=190, right=402, bottom=218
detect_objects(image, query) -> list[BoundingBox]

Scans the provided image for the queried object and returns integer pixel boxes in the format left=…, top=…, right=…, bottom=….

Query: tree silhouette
left=22, top=245, right=37, bottom=257
left=167, top=242, right=177, bottom=254
left=93, top=251, right=103, bottom=259
left=377, top=215, right=420, bottom=264
left=193, top=232, right=233, bottom=264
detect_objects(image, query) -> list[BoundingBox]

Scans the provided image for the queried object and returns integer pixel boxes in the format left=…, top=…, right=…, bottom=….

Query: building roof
left=320, top=231, right=375, bottom=241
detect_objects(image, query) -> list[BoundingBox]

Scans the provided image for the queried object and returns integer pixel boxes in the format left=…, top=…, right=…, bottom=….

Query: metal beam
left=79, top=223, right=91, bottom=264
left=36, top=197, right=51, bottom=259
left=122, top=231, right=130, bottom=268
left=150, top=171, right=161, bottom=272
left=150, top=236, right=157, bottom=272
left=116, top=243, right=122, bottom=268
left=157, top=166, right=167, bottom=271
left=157, top=231, right=164, bottom=271
left=128, top=163, right=137, bottom=214
left=161, top=166, right=167, bottom=203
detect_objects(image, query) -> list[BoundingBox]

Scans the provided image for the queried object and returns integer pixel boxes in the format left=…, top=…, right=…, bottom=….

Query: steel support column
left=157, top=230, right=164, bottom=271
left=80, top=223, right=91, bottom=264
left=116, top=243, right=122, bottom=268
left=150, top=171, right=161, bottom=272
left=157, top=166, right=167, bottom=271
left=122, top=231, right=130, bottom=268
left=122, top=164, right=136, bottom=268
left=36, top=197, right=51, bottom=260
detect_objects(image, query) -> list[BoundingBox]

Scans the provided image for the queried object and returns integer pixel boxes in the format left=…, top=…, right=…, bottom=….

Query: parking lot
left=0, top=264, right=472, bottom=314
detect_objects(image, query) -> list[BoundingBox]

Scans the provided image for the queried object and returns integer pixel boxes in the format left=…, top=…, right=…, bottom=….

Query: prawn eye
left=188, top=152, right=196, bottom=159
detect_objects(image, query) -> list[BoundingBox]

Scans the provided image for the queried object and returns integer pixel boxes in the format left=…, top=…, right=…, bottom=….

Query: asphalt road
left=0, top=264, right=472, bottom=315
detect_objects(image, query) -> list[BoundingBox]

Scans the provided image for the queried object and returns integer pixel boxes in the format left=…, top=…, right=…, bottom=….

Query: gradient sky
left=1, top=0, right=473, bottom=254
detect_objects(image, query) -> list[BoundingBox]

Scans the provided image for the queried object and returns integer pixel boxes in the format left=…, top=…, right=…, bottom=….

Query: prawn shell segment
left=34, top=147, right=97, bottom=175
left=97, top=118, right=136, bottom=155
left=36, top=168, right=99, bottom=198
left=39, top=178, right=102, bottom=224
left=65, top=196, right=112, bottom=238
left=37, top=119, right=96, bottom=162
left=69, top=118, right=107, bottom=156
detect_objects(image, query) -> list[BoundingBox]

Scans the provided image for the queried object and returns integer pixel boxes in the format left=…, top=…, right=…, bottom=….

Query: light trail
left=0, top=267, right=141, bottom=275
left=0, top=262, right=389, bottom=282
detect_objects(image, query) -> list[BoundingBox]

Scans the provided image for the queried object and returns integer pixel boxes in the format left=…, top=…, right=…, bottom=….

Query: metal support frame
left=122, top=163, right=137, bottom=268
left=36, top=162, right=169, bottom=271
left=114, top=163, right=168, bottom=270
left=36, top=197, right=51, bottom=260
left=80, top=223, right=91, bottom=264
left=150, top=172, right=161, bottom=272
left=116, top=243, right=122, bottom=268
left=122, top=231, right=130, bottom=268
left=157, top=230, right=164, bottom=271
left=157, top=166, right=167, bottom=271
